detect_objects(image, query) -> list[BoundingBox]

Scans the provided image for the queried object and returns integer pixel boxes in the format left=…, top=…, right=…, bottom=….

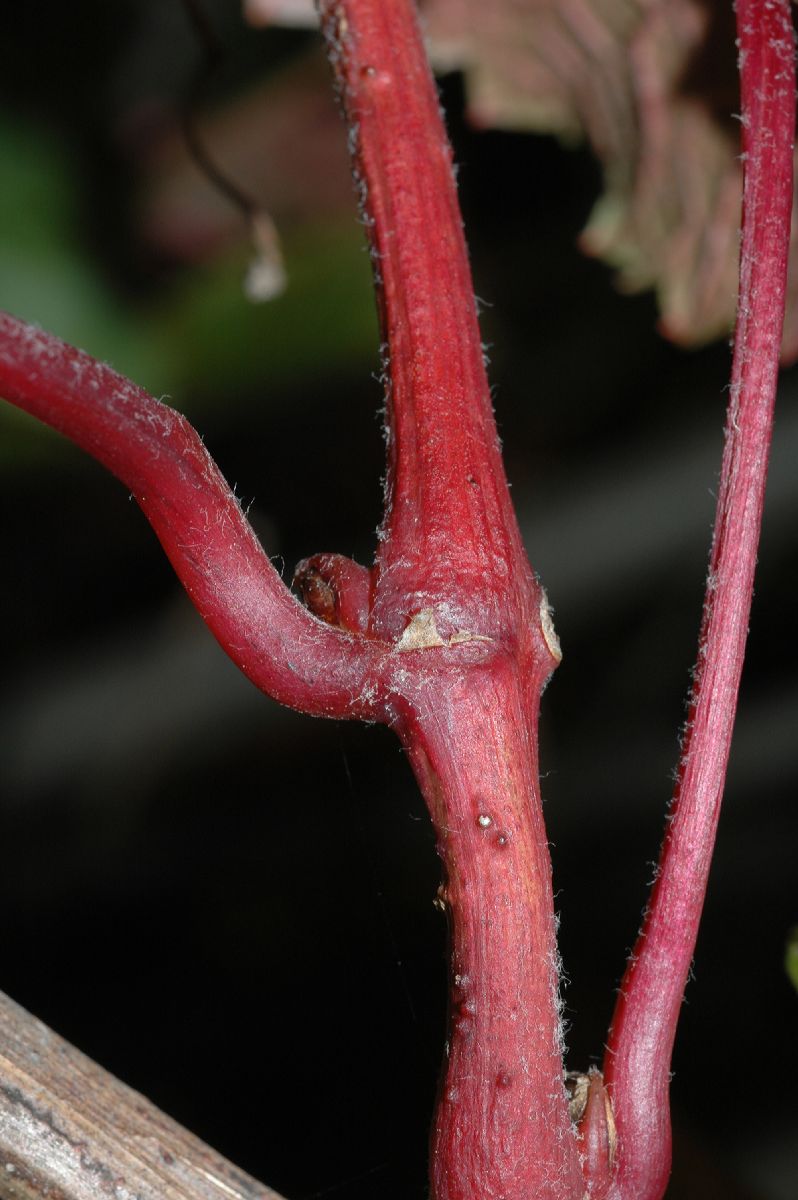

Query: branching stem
left=319, top=3, right=583, bottom=1195
left=0, top=313, right=386, bottom=718
left=0, top=0, right=794, bottom=1197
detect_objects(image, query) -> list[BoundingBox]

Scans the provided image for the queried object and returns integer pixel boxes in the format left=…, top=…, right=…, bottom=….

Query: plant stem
left=2, top=0, right=790, bottom=1194
left=397, top=660, right=581, bottom=1200
left=320, top=0, right=533, bottom=646
left=0, top=313, right=385, bottom=719
left=603, top=3, right=796, bottom=1197
left=319, top=2, right=586, bottom=1194
left=0, top=0, right=587, bottom=1184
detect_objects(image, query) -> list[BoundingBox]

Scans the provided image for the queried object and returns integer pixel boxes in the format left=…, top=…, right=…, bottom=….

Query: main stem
left=396, top=660, right=580, bottom=1199
left=320, top=1, right=584, bottom=1195
left=321, top=0, right=534, bottom=645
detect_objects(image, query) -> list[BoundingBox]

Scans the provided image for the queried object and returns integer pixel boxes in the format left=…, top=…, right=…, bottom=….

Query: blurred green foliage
left=0, top=118, right=170, bottom=389
left=0, top=113, right=377, bottom=468
left=787, top=927, right=798, bottom=995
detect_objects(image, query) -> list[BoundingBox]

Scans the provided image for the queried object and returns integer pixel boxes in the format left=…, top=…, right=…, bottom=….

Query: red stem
left=397, top=660, right=580, bottom=1200
left=0, top=313, right=386, bottom=719
left=320, top=1, right=532, bottom=647
left=1, top=0, right=790, bottom=1195
left=320, top=3, right=585, bottom=1195
left=603, top=4, right=795, bottom=1197
left=0, top=3, right=584, bottom=1187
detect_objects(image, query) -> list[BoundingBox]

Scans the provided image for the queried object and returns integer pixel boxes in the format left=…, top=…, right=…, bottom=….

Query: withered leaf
left=242, top=0, right=798, bottom=357
left=422, top=0, right=798, bottom=360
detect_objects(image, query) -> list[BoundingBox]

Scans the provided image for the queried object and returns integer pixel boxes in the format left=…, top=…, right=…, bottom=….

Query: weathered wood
left=0, top=990, right=286, bottom=1200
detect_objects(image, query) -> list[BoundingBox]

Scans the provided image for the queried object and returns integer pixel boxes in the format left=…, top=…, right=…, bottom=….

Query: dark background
left=0, top=4, right=796, bottom=1199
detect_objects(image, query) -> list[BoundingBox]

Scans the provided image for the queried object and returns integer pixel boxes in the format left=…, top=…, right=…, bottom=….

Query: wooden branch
left=0, top=989, right=287, bottom=1200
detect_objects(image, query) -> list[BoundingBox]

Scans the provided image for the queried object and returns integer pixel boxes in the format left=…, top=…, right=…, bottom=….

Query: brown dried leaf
left=239, top=0, right=798, bottom=355
left=422, top=0, right=798, bottom=359
left=243, top=0, right=316, bottom=28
